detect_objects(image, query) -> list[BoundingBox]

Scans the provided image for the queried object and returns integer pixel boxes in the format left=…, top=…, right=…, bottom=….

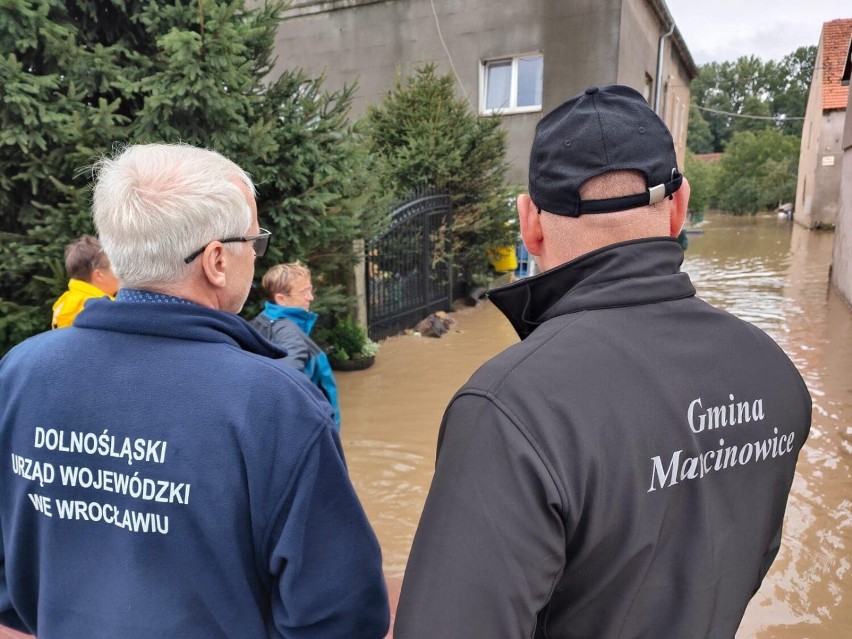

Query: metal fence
left=365, top=191, right=453, bottom=340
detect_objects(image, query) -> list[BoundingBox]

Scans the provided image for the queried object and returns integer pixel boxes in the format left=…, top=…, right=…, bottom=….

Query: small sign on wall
left=822, top=155, right=835, bottom=166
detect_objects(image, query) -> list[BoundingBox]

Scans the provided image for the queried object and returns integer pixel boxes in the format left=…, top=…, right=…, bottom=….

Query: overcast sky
left=666, top=0, right=852, bottom=65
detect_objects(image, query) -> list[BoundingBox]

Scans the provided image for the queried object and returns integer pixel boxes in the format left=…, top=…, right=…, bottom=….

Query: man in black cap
left=394, top=85, right=811, bottom=638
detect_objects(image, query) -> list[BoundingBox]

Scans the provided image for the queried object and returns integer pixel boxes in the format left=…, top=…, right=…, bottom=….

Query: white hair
left=91, top=143, right=255, bottom=289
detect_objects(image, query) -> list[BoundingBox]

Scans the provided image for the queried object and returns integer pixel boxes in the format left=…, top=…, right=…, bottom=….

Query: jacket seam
left=228, top=348, right=336, bottom=567
left=451, top=387, right=573, bottom=523
left=450, top=388, right=571, bottom=637
left=258, top=419, right=327, bottom=570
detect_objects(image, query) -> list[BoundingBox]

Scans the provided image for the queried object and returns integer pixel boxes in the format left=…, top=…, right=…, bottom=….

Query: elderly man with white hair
left=0, top=143, right=389, bottom=639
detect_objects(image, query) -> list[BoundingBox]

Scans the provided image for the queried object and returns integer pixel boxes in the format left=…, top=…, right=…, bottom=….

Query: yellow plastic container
left=488, top=246, right=518, bottom=272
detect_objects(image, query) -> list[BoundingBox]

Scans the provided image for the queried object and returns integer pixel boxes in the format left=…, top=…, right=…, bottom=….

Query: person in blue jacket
left=251, top=263, right=341, bottom=429
left=0, top=143, right=389, bottom=639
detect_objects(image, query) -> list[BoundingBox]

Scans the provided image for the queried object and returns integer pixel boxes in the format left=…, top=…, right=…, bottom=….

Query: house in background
left=795, top=18, right=852, bottom=229
left=260, top=0, right=697, bottom=184
left=831, top=33, right=852, bottom=306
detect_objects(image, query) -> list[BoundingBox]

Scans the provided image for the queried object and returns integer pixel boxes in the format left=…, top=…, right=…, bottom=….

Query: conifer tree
left=0, top=0, right=372, bottom=353
left=362, top=64, right=513, bottom=288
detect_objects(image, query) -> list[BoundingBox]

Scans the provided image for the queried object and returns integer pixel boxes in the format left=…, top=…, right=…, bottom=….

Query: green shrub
left=325, top=316, right=378, bottom=361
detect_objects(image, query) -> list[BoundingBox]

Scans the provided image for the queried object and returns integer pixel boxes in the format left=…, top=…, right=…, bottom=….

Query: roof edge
left=649, top=0, right=700, bottom=79
left=281, top=0, right=385, bottom=19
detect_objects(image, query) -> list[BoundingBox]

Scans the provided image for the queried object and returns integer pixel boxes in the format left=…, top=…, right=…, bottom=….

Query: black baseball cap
left=529, top=84, right=682, bottom=217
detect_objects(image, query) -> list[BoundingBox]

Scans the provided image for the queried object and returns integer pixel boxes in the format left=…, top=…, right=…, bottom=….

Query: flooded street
left=339, top=212, right=852, bottom=637
left=338, top=298, right=518, bottom=576
left=687, top=214, right=852, bottom=638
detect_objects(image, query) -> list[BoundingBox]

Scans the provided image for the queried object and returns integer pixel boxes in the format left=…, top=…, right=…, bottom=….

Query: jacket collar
left=487, top=238, right=695, bottom=340
left=68, top=278, right=114, bottom=300
left=74, top=298, right=287, bottom=359
left=262, top=301, right=318, bottom=335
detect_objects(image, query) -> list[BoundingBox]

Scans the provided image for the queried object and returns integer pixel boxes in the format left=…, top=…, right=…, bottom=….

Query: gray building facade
left=831, top=35, right=852, bottom=306
left=262, top=0, right=697, bottom=184
left=795, top=19, right=852, bottom=229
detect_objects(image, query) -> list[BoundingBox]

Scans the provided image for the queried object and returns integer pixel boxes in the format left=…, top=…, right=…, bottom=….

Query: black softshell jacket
left=395, top=238, right=811, bottom=639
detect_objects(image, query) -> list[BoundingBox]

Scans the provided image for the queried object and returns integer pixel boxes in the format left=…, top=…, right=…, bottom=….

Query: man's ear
left=670, top=177, right=690, bottom=237
left=273, top=292, right=287, bottom=306
left=518, top=194, right=544, bottom=256
left=200, top=242, right=228, bottom=289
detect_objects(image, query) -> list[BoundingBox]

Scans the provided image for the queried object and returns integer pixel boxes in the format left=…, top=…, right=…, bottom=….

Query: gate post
left=353, top=238, right=368, bottom=329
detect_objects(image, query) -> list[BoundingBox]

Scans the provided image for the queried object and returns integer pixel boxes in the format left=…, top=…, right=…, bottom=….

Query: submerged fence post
left=353, top=238, right=367, bottom=329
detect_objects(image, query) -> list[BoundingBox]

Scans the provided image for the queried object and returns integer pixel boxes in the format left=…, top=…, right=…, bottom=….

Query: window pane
left=485, top=61, right=512, bottom=110
left=517, top=55, right=543, bottom=107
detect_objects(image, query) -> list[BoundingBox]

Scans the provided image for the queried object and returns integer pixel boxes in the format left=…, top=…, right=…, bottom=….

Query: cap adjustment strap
left=575, top=171, right=682, bottom=216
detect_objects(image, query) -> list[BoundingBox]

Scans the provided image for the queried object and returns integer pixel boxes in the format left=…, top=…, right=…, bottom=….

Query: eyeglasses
left=183, top=228, right=271, bottom=264
left=294, top=285, right=313, bottom=300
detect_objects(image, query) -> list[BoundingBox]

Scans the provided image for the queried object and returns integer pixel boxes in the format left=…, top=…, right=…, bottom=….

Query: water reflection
left=339, top=212, right=852, bottom=637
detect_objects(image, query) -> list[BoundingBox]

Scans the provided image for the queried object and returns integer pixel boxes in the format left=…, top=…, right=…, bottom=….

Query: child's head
left=64, top=235, right=120, bottom=296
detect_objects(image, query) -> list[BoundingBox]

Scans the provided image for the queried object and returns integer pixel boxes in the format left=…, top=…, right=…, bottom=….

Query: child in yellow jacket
left=51, top=235, right=120, bottom=328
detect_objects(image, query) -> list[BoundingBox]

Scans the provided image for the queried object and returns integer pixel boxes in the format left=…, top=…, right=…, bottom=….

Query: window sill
left=480, top=106, right=542, bottom=117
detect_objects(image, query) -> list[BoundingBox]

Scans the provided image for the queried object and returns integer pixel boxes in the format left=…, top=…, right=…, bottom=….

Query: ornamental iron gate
left=366, top=191, right=453, bottom=340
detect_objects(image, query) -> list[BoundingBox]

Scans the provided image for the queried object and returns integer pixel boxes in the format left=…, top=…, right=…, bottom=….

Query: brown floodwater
left=338, top=211, right=852, bottom=637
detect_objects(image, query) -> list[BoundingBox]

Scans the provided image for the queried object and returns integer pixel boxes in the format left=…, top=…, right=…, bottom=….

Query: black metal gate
left=366, top=191, right=453, bottom=340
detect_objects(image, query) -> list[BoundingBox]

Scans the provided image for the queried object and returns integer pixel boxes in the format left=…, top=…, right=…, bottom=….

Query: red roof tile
left=821, top=18, right=852, bottom=111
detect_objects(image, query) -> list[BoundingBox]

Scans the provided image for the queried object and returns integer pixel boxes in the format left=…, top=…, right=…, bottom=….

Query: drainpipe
left=654, top=22, right=675, bottom=114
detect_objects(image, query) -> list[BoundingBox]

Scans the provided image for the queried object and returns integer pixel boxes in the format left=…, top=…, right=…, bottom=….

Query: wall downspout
left=654, top=22, right=675, bottom=114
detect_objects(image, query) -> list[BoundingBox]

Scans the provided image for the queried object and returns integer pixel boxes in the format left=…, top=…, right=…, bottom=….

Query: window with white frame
left=481, top=53, right=543, bottom=114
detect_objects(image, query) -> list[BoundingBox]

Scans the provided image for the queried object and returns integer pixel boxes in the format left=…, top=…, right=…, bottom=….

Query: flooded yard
left=340, top=212, right=852, bottom=637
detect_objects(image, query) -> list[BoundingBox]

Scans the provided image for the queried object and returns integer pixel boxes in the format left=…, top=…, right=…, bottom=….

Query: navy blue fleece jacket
left=0, top=298, right=388, bottom=639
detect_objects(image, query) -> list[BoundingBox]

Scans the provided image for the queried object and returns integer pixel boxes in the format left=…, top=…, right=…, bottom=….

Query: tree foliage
left=714, top=129, right=799, bottom=214
left=361, top=64, right=513, bottom=286
left=687, top=46, right=816, bottom=153
left=684, top=152, right=720, bottom=214
left=731, top=95, right=772, bottom=136
left=686, top=107, right=714, bottom=154
left=684, top=45, right=813, bottom=216
left=1, top=0, right=373, bottom=354
left=765, top=46, right=816, bottom=138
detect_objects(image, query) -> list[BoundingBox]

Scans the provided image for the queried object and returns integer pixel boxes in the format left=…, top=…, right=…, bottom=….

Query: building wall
left=811, top=111, right=846, bottom=228
left=265, top=0, right=690, bottom=185
left=795, top=39, right=824, bottom=228
left=831, top=86, right=852, bottom=306
left=618, top=0, right=690, bottom=169
left=660, top=47, right=691, bottom=169
left=795, top=28, right=847, bottom=230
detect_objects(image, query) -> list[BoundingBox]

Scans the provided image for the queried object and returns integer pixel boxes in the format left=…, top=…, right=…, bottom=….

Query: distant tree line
left=685, top=47, right=816, bottom=216
left=0, top=0, right=510, bottom=354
